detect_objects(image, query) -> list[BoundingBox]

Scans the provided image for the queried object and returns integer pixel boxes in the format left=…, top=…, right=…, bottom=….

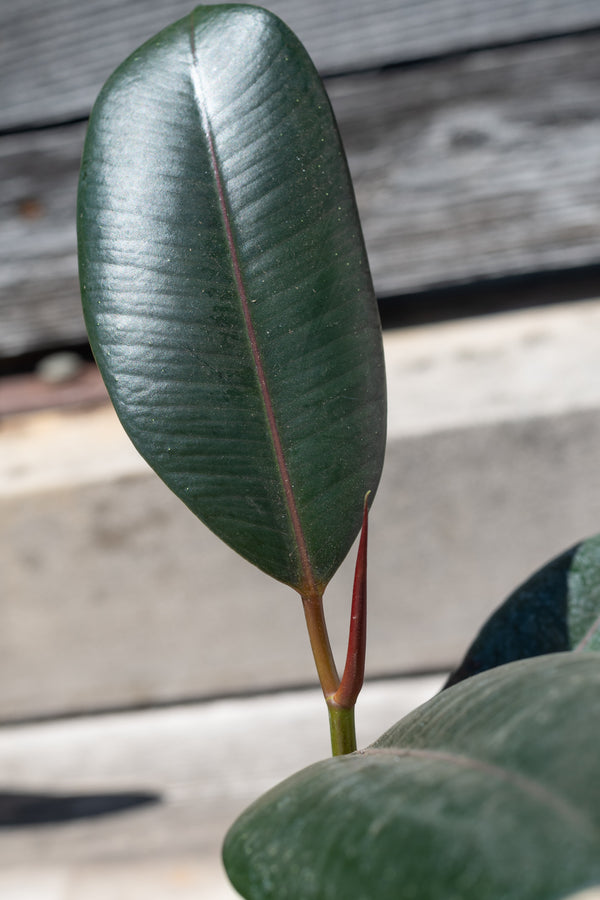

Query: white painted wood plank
left=385, top=299, right=600, bottom=438
left=0, top=860, right=240, bottom=900
left=0, top=678, right=442, bottom=896
left=0, top=678, right=444, bottom=863
left=3, top=304, right=600, bottom=720
left=5, top=407, right=599, bottom=719
left=3, top=860, right=600, bottom=900
left=0, top=676, right=599, bottom=897
left=4, top=300, right=600, bottom=497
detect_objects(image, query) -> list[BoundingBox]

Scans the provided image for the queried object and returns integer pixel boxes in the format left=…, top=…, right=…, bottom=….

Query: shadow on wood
left=0, top=789, right=160, bottom=827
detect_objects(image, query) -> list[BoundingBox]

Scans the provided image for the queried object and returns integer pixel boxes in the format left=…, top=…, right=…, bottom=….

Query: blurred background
left=2, top=0, right=600, bottom=897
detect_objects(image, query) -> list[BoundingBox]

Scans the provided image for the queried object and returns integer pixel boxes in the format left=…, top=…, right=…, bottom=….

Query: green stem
left=302, top=592, right=359, bottom=755
left=327, top=702, right=357, bottom=756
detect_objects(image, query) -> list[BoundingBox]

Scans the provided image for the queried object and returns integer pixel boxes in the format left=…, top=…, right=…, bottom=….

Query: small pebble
left=35, top=352, right=84, bottom=384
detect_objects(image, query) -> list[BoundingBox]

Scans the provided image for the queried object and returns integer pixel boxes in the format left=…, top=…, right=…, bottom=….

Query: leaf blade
left=77, top=5, right=386, bottom=591
left=446, top=536, right=600, bottom=687
left=223, top=654, right=600, bottom=900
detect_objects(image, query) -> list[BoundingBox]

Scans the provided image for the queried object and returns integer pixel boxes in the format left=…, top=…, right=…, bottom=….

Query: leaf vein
left=189, top=13, right=317, bottom=596
left=360, top=746, right=595, bottom=835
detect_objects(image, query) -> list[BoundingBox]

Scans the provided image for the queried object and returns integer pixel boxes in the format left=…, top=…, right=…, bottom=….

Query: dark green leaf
left=223, top=653, right=600, bottom=900
left=77, top=5, right=386, bottom=593
left=446, top=535, right=600, bottom=687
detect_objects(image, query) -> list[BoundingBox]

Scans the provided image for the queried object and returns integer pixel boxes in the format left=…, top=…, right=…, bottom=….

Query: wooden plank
left=2, top=34, right=600, bottom=356
left=0, top=862, right=240, bottom=900
left=4, top=299, right=600, bottom=719
left=332, top=33, right=600, bottom=294
left=0, top=123, right=85, bottom=356
left=1, top=0, right=599, bottom=130
left=5, top=300, right=600, bottom=492
left=0, top=678, right=443, bottom=868
left=0, top=362, right=106, bottom=417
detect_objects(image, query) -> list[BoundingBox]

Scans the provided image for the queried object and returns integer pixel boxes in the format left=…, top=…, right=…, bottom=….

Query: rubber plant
left=77, top=5, right=600, bottom=899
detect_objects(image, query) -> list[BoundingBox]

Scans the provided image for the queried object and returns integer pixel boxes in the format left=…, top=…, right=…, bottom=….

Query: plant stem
left=327, top=702, right=357, bottom=756
left=301, top=592, right=340, bottom=699
left=301, top=497, right=370, bottom=757
left=302, top=592, right=359, bottom=755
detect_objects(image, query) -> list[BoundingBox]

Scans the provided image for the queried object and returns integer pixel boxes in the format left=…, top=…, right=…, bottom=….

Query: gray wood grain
left=333, top=34, right=600, bottom=294
left=2, top=34, right=599, bottom=356
left=0, top=125, right=85, bottom=355
left=1, top=0, right=599, bottom=130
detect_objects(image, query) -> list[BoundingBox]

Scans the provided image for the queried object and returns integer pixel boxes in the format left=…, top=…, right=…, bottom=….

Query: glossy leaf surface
left=224, top=653, right=600, bottom=900
left=446, top=535, right=600, bottom=687
left=78, top=5, right=386, bottom=592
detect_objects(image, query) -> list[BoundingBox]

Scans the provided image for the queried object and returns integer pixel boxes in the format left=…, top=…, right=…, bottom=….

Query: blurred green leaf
left=77, top=5, right=386, bottom=592
left=446, top=536, right=600, bottom=687
left=224, top=653, right=600, bottom=900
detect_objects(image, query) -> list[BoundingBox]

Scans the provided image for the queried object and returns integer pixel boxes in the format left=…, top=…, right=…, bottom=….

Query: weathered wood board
left=0, top=678, right=444, bottom=865
left=2, top=0, right=599, bottom=130
left=4, top=302, right=600, bottom=721
left=5, top=405, right=600, bottom=721
left=335, top=33, right=600, bottom=294
left=2, top=34, right=600, bottom=355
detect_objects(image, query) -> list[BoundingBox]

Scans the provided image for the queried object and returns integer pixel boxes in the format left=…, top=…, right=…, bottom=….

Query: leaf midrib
left=361, top=746, right=596, bottom=835
left=188, top=13, right=317, bottom=596
left=575, top=612, right=600, bottom=651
